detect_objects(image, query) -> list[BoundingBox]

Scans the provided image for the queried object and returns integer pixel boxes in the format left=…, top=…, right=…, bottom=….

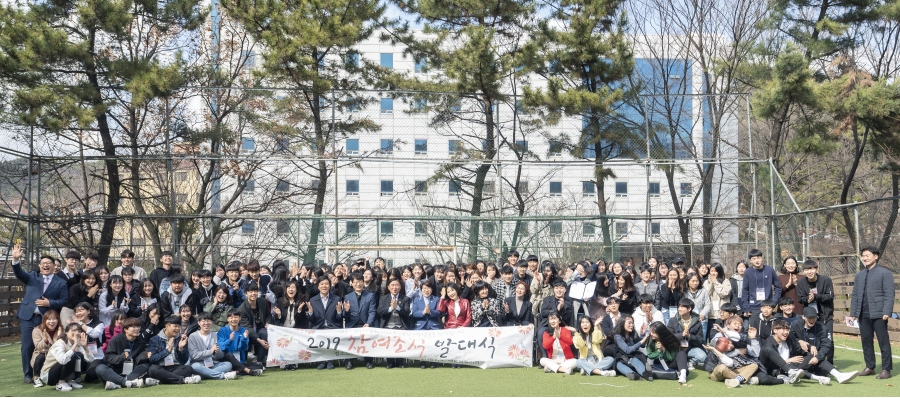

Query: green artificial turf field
left=0, top=334, right=896, bottom=397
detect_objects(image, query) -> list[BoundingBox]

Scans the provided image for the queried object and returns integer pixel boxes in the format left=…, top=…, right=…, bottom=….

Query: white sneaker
left=144, top=377, right=160, bottom=386
left=724, top=378, right=740, bottom=388
left=687, top=362, right=695, bottom=371
left=544, top=366, right=554, bottom=373
left=105, top=381, right=121, bottom=390
left=679, top=375, right=687, bottom=385
left=748, top=376, right=759, bottom=385
left=601, top=370, right=616, bottom=377
left=580, top=369, right=587, bottom=376
left=55, top=383, right=73, bottom=392
left=68, top=380, right=83, bottom=389
left=183, top=375, right=201, bottom=384
left=565, top=367, right=574, bottom=375
left=223, top=371, right=238, bottom=380
left=125, top=378, right=143, bottom=388
left=33, top=378, right=44, bottom=388
left=787, top=369, right=804, bottom=384
left=836, top=371, right=858, bottom=384
left=814, top=375, right=831, bottom=385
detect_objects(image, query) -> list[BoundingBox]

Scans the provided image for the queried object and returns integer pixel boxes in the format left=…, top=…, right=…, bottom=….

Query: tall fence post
left=769, top=158, right=776, bottom=264
left=854, top=206, right=861, bottom=272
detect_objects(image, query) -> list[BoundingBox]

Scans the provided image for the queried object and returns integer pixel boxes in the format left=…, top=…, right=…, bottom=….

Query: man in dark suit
left=56, top=250, right=82, bottom=287
left=306, top=275, right=343, bottom=370
left=342, top=272, right=377, bottom=369
left=11, top=244, right=67, bottom=384
left=377, top=278, right=411, bottom=368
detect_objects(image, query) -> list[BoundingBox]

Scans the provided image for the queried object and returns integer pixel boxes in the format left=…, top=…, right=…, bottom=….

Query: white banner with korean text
left=266, top=325, right=534, bottom=369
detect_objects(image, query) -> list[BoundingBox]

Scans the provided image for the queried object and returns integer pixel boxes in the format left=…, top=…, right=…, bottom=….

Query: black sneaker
left=626, top=372, right=640, bottom=381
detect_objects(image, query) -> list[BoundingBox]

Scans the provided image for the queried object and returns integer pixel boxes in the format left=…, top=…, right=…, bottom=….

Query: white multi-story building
left=216, top=31, right=742, bottom=266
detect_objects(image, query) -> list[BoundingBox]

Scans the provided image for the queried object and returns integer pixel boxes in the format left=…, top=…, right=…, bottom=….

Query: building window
left=549, top=221, right=562, bottom=236
left=276, top=179, right=290, bottom=192
left=346, top=52, right=359, bottom=68
left=680, top=182, right=692, bottom=196
left=615, top=182, right=628, bottom=197
left=583, top=222, right=595, bottom=236
left=615, top=222, right=628, bottom=236
left=346, top=221, right=359, bottom=236
left=549, top=181, right=562, bottom=196
left=345, top=97, right=360, bottom=112
left=242, top=221, right=255, bottom=235
left=414, top=139, right=427, bottom=155
left=175, top=193, right=187, bottom=203
left=449, top=179, right=461, bottom=196
left=243, top=180, right=255, bottom=193
left=649, top=182, right=660, bottom=197
left=310, top=179, right=320, bottom=190
left=276, top=220, right=290, bottom=235
left=651, top=222, right=661, bottom=236
left=346, top=180, right=359, bottom=196
left=582, top=181, right=595, bottom=196
left=175, top=171, right=188, bottom=182
left=346, top=138, right=359, bottom=155
left=380, top=53, right=393, bottom=69
left=515, top=100, right=529, bottom=115
left=414, top=222, right=426, bottom=236
left=380, top=98, right=393, bottom=113
left=549, top=140, right=563, bottom=157
left=415, top=180, right=427, bottom=195
left=483, top=181, right=495, bottom=194
left=380, top=139, right=393, bottom=154
left=414, top=58, right=425, bottom=73
left=449, top=221, right=462, bottom=236
left=241, top=137, right=255, bottom=151
left=413, top=99, right=427, bottom=112
left=517, top=181, right=529, bottom=193
left=514, top=140, right=528, bottom=151
left=380, top=180, right=393, bottom=196
left=483, top=221, right=496, bottom=235
left=380, top=221, right=393, bottom=236
left=276, top=137, right=290, bottom=152
left=449, top=140, right=461, bottom=155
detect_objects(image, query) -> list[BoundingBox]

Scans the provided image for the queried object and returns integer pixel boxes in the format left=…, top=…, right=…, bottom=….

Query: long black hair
left=612, top=315, right=637, bottom=340
left=469, top=280, right=496, bottom=301
left=104, top=275, right=128, bottom=307
left=710, top=263, right=726, bottom=283
left=577, top=315, right=595, bottom=341
left=280, top=280, right=309, bottom=307
left=649, top=321, right=681, bottom=352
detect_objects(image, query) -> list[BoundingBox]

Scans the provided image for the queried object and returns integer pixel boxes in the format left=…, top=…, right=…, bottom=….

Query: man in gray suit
left=10, top=244, right=68, bottom=383
left=849, top=246, right=895, bottom=379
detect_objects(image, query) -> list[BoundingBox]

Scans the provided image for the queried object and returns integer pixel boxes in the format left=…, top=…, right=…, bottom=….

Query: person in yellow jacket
left=573, top=315, right=616, bottom=376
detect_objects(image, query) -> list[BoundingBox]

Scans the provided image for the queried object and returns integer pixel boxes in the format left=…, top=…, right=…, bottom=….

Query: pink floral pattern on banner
left=276, top=337, right=291, bottom=348
left=518, top=325, right=532, bottom=335
left=488, top=328, right=502, bottom=338
left=298, top=350, right=312, bottom=361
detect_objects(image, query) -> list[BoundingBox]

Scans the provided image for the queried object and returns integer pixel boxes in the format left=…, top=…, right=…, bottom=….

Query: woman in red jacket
left=540, top=312, right=577, bottom=374
left=438, top=283, right=471, bottom=368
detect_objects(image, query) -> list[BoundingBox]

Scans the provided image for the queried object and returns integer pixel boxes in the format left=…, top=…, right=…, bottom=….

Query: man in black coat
left=848, top=246, right=895, bottom=379
left=376, top=278, right=411, bottom=368
left=235, top=282, right=273, bottom=364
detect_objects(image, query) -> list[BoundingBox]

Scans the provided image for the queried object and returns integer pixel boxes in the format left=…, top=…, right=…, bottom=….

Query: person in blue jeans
left=612, top=315, right=652, bottom=380
left=666, top=298, right=708, bottom=367
left=573, top=315, right=615, bottom=377
left=187, top=313, right=238, bottom=380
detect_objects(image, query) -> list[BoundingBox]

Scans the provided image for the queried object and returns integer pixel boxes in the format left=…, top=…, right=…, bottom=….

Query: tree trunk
left=878, top=172, right=899, bottom=253
left=467, top=98, right=495, bottom=262
left=840, top=123, right=869, bottom=252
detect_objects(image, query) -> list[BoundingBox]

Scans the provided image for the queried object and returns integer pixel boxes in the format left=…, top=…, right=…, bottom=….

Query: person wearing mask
left=341, top=272, right=377, bottom=370
left=741, top=249, right=782, bottom=318
left=503, top=281, right=533, bottom=326
left=95, top=317, right=159, bottom=390
left=411, top=280, right=442, bottom=369
left=11, top=244, right=68, bottom=384
left=795, top=259, right=835, bottom=362
left=377, top=278, right=412, bottom=369
left=111, top=250, right=148, bottom=282
left=187, top=313, right=239, bottom=380
left=145, top=315, right=201, bottom=385
left=848, top=246, right=895, bottom=379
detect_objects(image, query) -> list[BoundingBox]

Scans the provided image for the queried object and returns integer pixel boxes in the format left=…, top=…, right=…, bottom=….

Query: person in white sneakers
left=188, top=313, right=238, bottom=380
left=95, top=317, right=159, bottom=390
left=146, top=315, right=201, bottom=385
left=39, top=323, right=95, bottom=392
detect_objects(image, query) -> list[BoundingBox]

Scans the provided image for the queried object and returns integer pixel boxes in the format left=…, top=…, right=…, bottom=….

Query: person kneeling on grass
left=217, top=310, right=263, bottom=376
left=188, top=313, right=240, bottom=380
left=96, top=317, right=159, bottom=390
left=146, top=315, right=201, bottom=385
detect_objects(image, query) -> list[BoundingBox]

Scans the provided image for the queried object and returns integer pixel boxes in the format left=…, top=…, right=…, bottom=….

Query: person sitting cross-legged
left=146, top=315, right=201, bottom=385
left=187, top=312, right=240, bottom=381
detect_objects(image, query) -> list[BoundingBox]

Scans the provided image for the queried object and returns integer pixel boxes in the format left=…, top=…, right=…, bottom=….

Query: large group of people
left=9, top=243, right=895, bottom=392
